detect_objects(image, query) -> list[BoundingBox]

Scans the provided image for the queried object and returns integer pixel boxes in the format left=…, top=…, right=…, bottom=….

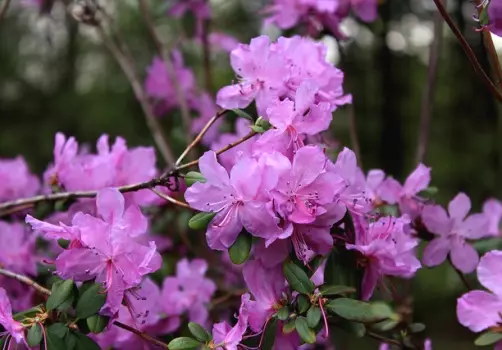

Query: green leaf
left=47, top=323, right=69, bottom=338
left=228, top=231, right=252, bottom=265
left=338, top=320, right=366, bottom=338
left=326, top=298, right=391, bottom=323
left=295, top=317, right=316, bottom=344
left=296, top=294, right=310, bottom=314
left=87, top=314, right=110, bottom=334
left=307, top=306, right=321, bottom=328
left=73, top=332, right=101, bottom=350
left=319, top=285, right=356, bottom=296
left=184, top=171, right=206, bottom=186
left=188, top=212, right=216, bottom=230
left=261, top=318, right=278, bottom=350
left=372, top=319, right=399, bottom=332
left=47, top=279, right=75, bottom=311
left=167, top=337, right=201, bottom=350
left=76, top=318, right=91, bottom=334
left=408, top=323, right=426, bottom=333
left=474, top=331, right=502, bottom=346
left=479, top=7, right=490, bottom=26
left=188, top=322, right=212, bottom=342
left=283, top=262, right=315, bottom=295
left=75, top=283, right=106, bottom=319
left=58, top=239, right=70, bottom=249
left=13, top=304, right=43, bottom=321
left=282, top=319, right=296, bottom=334
left=65, top=332, right=77, bottom=350
left=309, top=256, right=325, bottom=275
left=0, top=337, right=5, bottom=349
left=27, top=323, right=43, bottom=347
left=232, top=109, right=254, bottom=121
left=251, top=117, right=272, bottom=133
left=44, top=326, right=67, bottom=350
left=276, top=306, right=289, bottom=321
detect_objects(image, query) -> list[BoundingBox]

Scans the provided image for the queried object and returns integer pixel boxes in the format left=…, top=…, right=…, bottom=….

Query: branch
left=416, top=0, right=445, bottom=164
left=138, top=0, right=193, bottom=147
left=150, top=188, right=191, bottom=209
left=432, top=0, right=502, bottom=102
left=448, top=259, right=472, bottom=291
left=94, top=15, right=175, bottom=166
left=0, top=268, right=170, bottom=348
left=0, top=0, right=11, bottom=23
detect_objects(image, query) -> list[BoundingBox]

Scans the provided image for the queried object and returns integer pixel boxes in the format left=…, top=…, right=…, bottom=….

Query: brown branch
left=0, top=268, right=169, bottom=348
left=432, top=0, right=502, bottom=102
left=150, top=188, right=191, bottom=209
left=138, top=0, right=193, bottom=146
left=416, top=0, right=445, bottom=164
left=94, top=19, right=175, bottom=166
left=0, top=0, right=11, bottom=22
left=347, top=104, right=362, bottom=167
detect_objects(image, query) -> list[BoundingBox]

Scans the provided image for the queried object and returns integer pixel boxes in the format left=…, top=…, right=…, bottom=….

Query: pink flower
left=483, top=198, right=502, bottom=236
left=0, top=221, right=37, bottom=276
left=488, top=1, right=502, bottom=37
left=0, top=278, right=35, bottom=312
left=208, top=33, right=240, bottom=53
left=190, top=93, right=223, bottom=146
left=168, top=0, right=210, bottom=20
left=457, top=250, right=502, bottom=332
left=0, top=156, right=39, bottom=201
left=347, top=215, right=421, bottom=300
left=243, top=260, right=286, bottom=332
left=379, top=163, right=431, bottom=219
left=422, top=193, right=489, bottom=273
left=380, top=339, right=432, bottom=350
left=160, top=259, right=216, bottom=326
left=0, top=287, right=25, bottom=345
left=212, top=294, right=250, bottom=350
left=184, top=151, right=282, bottom=250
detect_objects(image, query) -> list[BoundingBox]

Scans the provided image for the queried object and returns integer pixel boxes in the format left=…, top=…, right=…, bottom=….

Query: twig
left=138, top=0, right=193, bottom=146
left=367, top=331, right=410, bottom=348
left=94, top=21, right=175, bottom=166
left=175, top=110, right=227, bottom=166
left=448, top=259, right=472, bottom=290
left=432, top=0, right=502, bottom=102
left=150, top=188, right=191, bottom=209
left=0, top=0, right=11, bottom=22
left=416, top=0, right=445, bottom=164
left=347, top=104, right=362, bottom=167
left=0, top=268, right=170, bottom=348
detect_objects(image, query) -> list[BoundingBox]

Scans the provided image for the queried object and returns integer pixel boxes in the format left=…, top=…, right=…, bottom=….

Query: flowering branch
left=432, top=0, right=502, bottom=102
left=0, top=0, right=11, bottom=22
left=150, top=188, right=191, bottom=209
left=113, top=321, right=169, bottom=349
left=416, top=1, right=445, bottom=164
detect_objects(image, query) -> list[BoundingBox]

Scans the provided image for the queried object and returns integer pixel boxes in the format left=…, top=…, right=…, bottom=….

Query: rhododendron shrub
left=1, top=0, right=502, bottom=349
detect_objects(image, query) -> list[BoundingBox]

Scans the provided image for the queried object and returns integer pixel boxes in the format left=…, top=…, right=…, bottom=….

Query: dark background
left=1, top=0, right=501, bottom=348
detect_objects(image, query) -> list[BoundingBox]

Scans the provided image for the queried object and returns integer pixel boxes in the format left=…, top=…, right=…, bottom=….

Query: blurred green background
left=1, top=0, right=501, bottom=348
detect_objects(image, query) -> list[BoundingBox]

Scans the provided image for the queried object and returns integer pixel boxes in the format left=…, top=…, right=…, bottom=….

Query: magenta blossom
left=380, top=339, right=431, bottom=350
left=185, top=151, right=282, bottom=250
left=243, top=260, right=286, bottom=332
left=422, top=193, right=489, bottom=273
left=0, top=221, right=37, bottom=276
left=168, top=0, right=210, bottom=20
left=483, top=198, right=502, bottom=236
left=161, top=259, right=216, bottom=326
left=379, top=163, right=431, bottom=219
left=212, top=294, right=250, bottom=350
left=457, top=250, right=502, bottom=333
left=488, top=0, right=502, bottom=37
left=347, top=215, right=421, bottom=300
left=0, top=156, right=39, bottom=202
left=0, top=287, right=25, bottom=345
left=0, top=278, right=35, bottom=312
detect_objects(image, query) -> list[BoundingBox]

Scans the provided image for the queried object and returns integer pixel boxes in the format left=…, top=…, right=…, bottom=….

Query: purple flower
left=483, top=198, right=502, bottom=236
left=488, top=0, right=502, bottom=37
left=380, top=339, right=431, bottom=350
left=0, top=221, right=37, bottom=276
left=0, top=287, right=25, bottom=345
left=243, top=260, right=286, bottom=332
left=168, top=0, right=210, bottom=20
left=457, top=250, right=502, bottom=332
left=0, top=156, right=39, bottom=201
left=347, top=215, right=421, bottom=300
left=0, top=278, right=35, bottom=312
left=190, top=93, right=222, bottom=146
left=422, top=193, right=489, bottom=273
left=212, top=294, right=250, bottom=350
left=161, top=259, right=216, bottom=326
left=185, top=151, right=282, bottom=250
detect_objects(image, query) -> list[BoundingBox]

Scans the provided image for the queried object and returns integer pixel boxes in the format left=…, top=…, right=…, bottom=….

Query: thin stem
left=366, top=331, right=407, bottom=347
left=175, top=110, right=227, bottom=166
left=0, top=0, right=11, bottom=22
left=138, top=0, right=193, bottom=147
left=432, top=0, right=502, bottom=102
left=95, top=19, right=175, bottom=166
left=448, top=259, right=472, bottom=290
left=347, top=104, right=362, bottom=167
left=113, top=321, right=169, bottom=349
left=150, top=188, right=191, bottom=209
left=416, top=0, right=445, bottom=164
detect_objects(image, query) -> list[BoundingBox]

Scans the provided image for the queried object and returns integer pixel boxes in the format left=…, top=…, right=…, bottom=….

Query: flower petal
left=478, top=250, right=502, bottom=296
left=402, top=163, right=430, bottom=197
left=450, top=239, right=478, bottom=273
left=422, top=205, right=450, bottom=236
left=448, top=192, right=471, bottom=221
left=97, top=188, right=125, bottom=224
left=457, top=290, right=502, bottom=332
left=422, top=237, right=450, bottom=267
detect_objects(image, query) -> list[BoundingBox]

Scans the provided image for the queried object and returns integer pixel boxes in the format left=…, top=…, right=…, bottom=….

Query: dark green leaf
left=309, top=256, right=325, bottom=275
left=27, top=323, right=43, bottom=347
left=47, top=279, right=75, bottom=311
left=324, top=245, right=363, bottom=295
left=296, top=294, right=310, bottom=314
left=276, top=306, right=289, bottom=321
left=73, top=332, right=101, bottom=350
left=283, top=262, right=315, bottom=294
left=13, top=304, right=43, bottom=321
left=188, top=322, right=212, bottom=342
left=44, top=326, right=67, bottom=350
left=326, top=298, right=392, bottom=323
left=474, top=331, right=502, bottom=346
left=184, top=172, right=206, bottom=186
left=64, top=332, right=77, bottom=350
left=283, top=319, right=296, bottom=334
left=479, top=7, right=490, bottom=25
left=261, top=318, right=278, bottom=350
left=295, top=317, right=316, bottom=344
left=75, top=283, right=106, bottom=319
left=188, top=212, right=216, bottom=230
left=232, top=109, right=254, bottom=121
left=338, top=320, right=366, bottom=338
left=0, top=337, right=5, bottom=349
left=319, top=285, right=356, bottom=296
left=76, top=318, right=90, bottom=334
left=372, top=319, right=399, bottom=332
left=58, top=239, right=70, bottom=249
left=408, top=323, right=426, bottom=333
left=87, top=314, right=110, bottom=334
left=228, top=231, right=252, bottom=265
left=47, top=323, right=68, bottom=338
left=307, top=306, right=321, bottom=328
left=167, top=337, right=201, bottom=350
